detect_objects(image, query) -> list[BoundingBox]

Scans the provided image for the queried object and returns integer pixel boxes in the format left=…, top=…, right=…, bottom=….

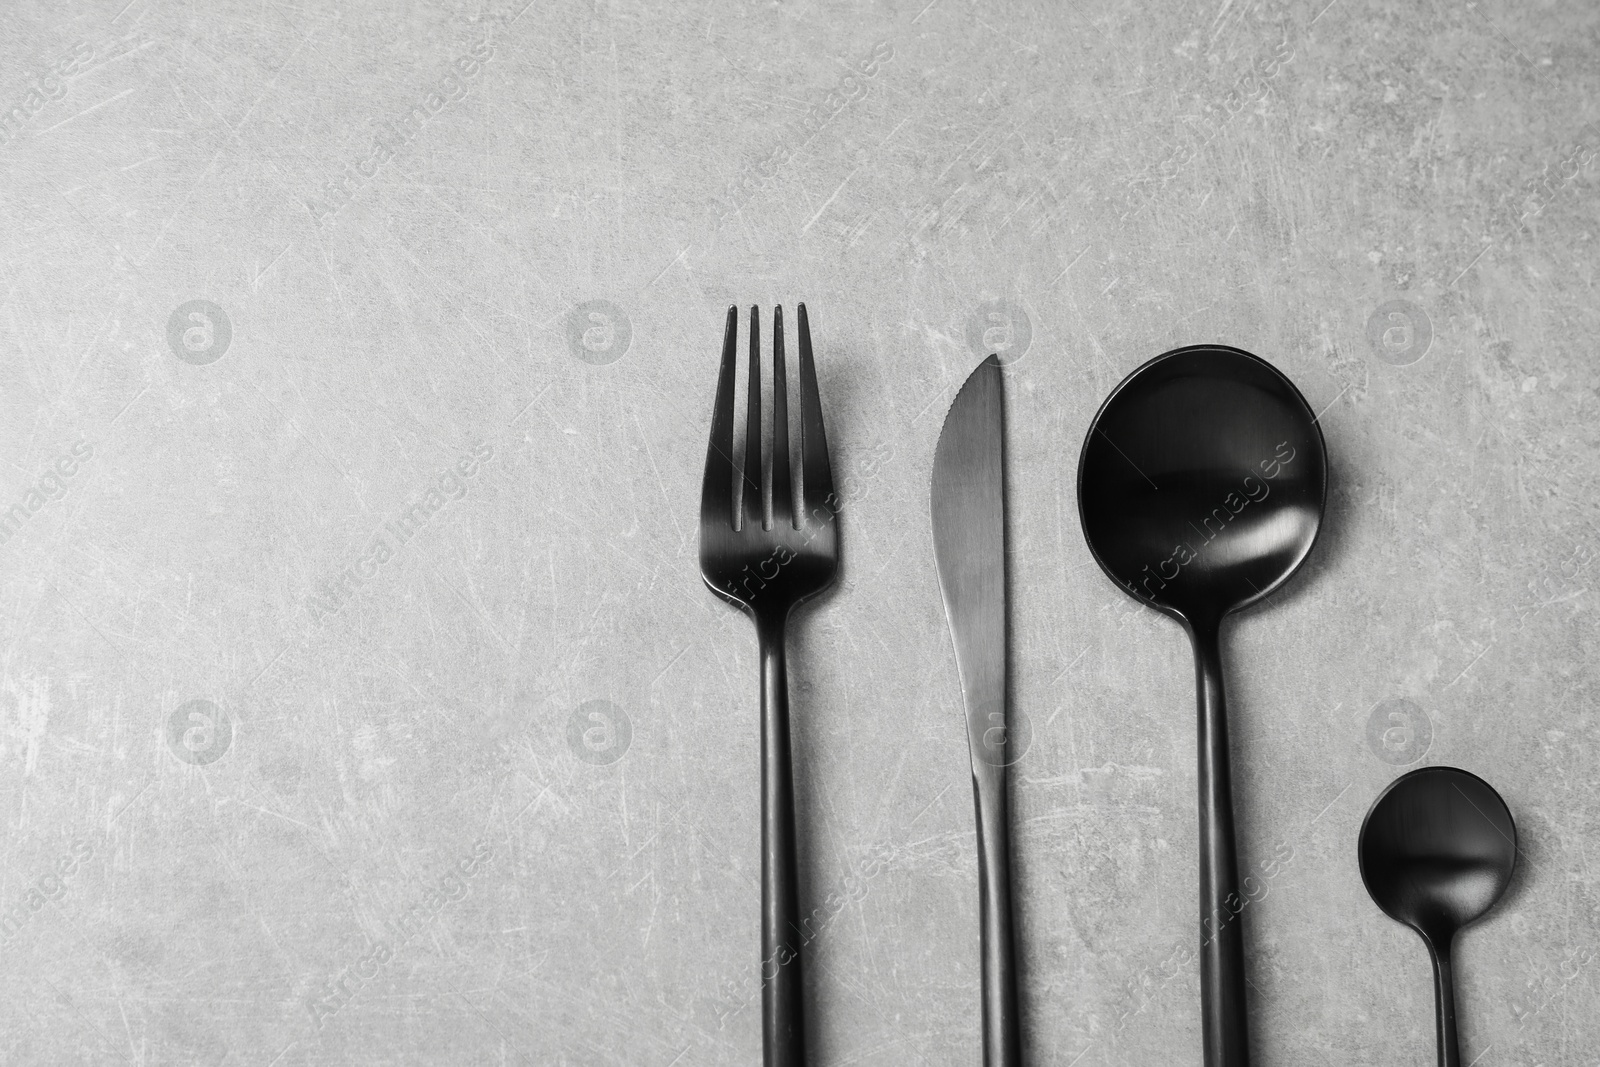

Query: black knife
left=930, top=355, right=1020, bottom=1066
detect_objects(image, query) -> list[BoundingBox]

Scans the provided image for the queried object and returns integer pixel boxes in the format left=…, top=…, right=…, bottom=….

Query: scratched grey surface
left=1, top=0, right=1597, bottom=1063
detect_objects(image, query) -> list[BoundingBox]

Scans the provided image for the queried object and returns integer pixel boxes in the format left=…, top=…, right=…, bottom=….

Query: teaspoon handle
left=1431, top=940, right=1461, bottom=1067
left=1191, top=621, right=1250, bottom=1067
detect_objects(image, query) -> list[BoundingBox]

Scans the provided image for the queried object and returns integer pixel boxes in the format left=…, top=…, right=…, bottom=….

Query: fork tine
left=797, top=303, right=835, bottom=521
left=701, top=306, right=738, bottom=528
left=742, top=305, right=764, bottom=529
left=771, top=306, right=795, bottom=527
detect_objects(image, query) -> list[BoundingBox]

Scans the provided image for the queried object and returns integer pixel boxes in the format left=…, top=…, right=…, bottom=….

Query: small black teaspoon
left=1359, top=766, right=1518, bottom=1067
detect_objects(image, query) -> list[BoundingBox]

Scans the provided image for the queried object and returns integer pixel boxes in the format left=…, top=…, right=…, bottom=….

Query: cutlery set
left=699, top=307, right=1518, bottom=1067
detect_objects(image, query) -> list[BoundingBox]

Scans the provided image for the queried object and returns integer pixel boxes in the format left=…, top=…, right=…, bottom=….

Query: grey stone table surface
left=2, top=0, right=1597, bottom=1064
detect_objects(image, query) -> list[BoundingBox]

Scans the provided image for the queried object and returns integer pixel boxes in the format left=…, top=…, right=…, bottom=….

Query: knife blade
left=930, top=354, right=1020, bottom=1066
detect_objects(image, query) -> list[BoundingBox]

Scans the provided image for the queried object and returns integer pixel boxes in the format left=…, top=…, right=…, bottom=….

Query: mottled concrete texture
left=1, top=0, right=1597, bottom=1064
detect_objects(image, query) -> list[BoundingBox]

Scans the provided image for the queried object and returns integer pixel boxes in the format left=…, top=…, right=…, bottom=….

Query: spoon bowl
left=1078, top=345, right=1327, bottom=626
left=1077, top=344, right=1327, bottom=1067
left=1359, top=766, right=1517, bottom=1067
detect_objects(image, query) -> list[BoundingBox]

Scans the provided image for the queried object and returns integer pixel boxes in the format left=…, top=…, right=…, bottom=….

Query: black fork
left=698, top=305, right=839, bottom=1066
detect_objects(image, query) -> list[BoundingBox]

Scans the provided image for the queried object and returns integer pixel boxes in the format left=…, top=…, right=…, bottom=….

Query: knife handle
left=973, top=766, right=1021, bottom=1067
left=1192, top=620, right=1250, bottom=1067
left=758, top=613, right=805, bottom=1067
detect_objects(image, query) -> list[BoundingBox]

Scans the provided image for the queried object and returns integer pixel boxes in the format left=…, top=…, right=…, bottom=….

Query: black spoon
left=1077, top=345, right=1328, bottom=1067
left=1359, top=766, right=1517, bottom=1067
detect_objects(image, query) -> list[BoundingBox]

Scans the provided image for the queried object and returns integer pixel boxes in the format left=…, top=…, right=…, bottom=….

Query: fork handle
left=758, top=613, right=805, bottom=1066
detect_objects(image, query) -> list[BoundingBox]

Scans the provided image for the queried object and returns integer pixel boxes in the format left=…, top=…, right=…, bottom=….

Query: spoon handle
left=1431, top=940, right=1461, bottom=1067
left=1191, top=622, right=1250, bottom=1066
